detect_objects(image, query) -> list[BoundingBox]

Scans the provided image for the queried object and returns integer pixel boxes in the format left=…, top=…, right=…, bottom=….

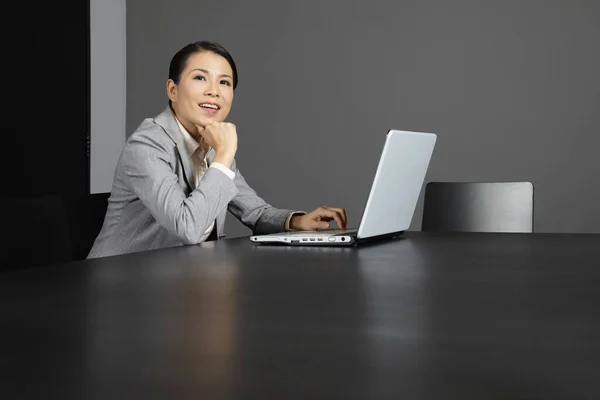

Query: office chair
left=0, top=195, right=74, bottom=271
left=70, top=192, right=110, bottom=259
left=421, top=182, right=534, bottom=233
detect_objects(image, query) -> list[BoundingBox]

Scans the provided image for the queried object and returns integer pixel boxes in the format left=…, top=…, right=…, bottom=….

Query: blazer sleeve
left=121, top=132, right=239, bottom=244
left=227, top=163, right=296, bottom=235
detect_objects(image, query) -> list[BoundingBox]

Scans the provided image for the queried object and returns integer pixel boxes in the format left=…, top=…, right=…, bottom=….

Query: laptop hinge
left=356, top=231, right=404, bottom=245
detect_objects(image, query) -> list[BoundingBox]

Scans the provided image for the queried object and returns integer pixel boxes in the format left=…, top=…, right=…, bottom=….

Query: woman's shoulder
left=127, top=107, right=180, bottom=147
left=117, top=122, right=177, bottom=168
left=126, top=117, right=176, bottom=148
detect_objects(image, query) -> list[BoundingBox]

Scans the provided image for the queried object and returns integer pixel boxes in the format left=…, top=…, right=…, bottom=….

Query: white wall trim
left=90, top=0, right=126, bottom=193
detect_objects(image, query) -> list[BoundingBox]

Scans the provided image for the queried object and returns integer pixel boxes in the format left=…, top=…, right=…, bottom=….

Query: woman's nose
left=205, top=83, right=219, bottom=97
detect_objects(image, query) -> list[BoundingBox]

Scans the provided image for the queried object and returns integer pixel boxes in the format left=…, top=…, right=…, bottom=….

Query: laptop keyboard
left=316, top=228, right=358, bottom=236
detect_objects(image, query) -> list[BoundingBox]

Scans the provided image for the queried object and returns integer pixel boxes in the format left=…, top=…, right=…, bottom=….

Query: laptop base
left=250, top=231, right=404, bottom=247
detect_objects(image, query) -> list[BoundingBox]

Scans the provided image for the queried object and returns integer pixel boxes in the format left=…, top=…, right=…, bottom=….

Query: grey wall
left=90, top=0, right=126, bottom=193
left=127, top=0, right=600, bottom=236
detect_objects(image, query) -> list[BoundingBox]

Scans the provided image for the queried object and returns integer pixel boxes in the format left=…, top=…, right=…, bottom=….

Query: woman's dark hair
left=168, top=41, right=238, bottom=88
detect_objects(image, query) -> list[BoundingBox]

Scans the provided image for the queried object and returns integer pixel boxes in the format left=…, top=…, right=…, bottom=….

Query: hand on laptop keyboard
left=289, top=206, right=347, bottom=231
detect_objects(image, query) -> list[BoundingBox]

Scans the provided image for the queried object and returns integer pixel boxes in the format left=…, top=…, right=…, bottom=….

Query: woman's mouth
left=198, top=103, right=220, bottom=114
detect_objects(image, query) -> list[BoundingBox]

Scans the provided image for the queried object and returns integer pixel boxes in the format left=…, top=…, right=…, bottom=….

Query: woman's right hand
left=196, top=122, right=238, bottom=168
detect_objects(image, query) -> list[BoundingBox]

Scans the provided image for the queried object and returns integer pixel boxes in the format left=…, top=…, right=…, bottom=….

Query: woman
left=88, top=41, right=346, bottom=258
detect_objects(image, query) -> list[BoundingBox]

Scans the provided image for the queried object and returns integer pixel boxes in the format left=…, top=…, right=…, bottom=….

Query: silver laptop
left=250, top=129, right=437, bottom=246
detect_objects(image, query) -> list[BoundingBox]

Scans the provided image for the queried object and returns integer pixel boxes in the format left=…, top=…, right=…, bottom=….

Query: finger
left=322, top=206, right=347, bottom=228
left=321, top=207, right=345, bottom=229
left=310, top=214, right=330, bottom=230
left=318, top=221, right=330, bottom=229
left=319, top=207, right=345, bottom=230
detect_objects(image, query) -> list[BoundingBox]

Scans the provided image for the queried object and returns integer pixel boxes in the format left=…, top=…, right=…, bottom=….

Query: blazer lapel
left=154, top=106, right=194, bottom=192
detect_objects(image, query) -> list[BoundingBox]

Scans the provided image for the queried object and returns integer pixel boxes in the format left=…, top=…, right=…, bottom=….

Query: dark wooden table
left=1, top=232, right=599, bottom=399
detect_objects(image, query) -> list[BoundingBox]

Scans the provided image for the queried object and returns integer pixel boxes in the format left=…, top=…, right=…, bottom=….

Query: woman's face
left=167, top=51, right=234, bottom=135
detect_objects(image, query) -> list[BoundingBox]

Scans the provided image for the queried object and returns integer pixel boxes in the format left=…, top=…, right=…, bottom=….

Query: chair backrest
left=421, top=182, right=534, bottom=233
left=0, top=195, right=74, bottom=271
left=70, top=192, right=110, bottom=259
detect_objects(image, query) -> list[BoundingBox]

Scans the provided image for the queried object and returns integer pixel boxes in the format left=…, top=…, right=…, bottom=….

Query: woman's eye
left=220, top=80, right=231, bottom=86
left=194, top=76, right=205, bottom=81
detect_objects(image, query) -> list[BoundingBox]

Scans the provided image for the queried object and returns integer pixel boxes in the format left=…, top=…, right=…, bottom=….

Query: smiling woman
left=167, top=42, right=236, bottom=133
left=166, top=43, right=238, bottom=171
left=87, top=41, right=347, bottom=258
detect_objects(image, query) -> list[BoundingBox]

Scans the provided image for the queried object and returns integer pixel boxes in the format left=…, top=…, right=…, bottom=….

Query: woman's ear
left=166, top=79, right=177, bottom=102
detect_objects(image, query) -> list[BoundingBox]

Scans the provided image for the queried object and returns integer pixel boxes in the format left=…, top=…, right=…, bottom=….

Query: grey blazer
left=87, top=106, right=294, bottom=258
